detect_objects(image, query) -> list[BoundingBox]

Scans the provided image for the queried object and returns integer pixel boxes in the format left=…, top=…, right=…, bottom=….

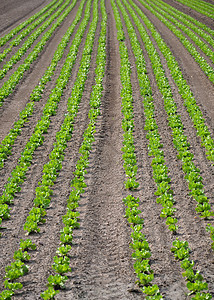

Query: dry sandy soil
left=0, top=0, right=214, bottom=299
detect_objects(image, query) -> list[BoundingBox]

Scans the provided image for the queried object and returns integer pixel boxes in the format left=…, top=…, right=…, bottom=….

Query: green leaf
left=41, top=287, right=59, bottom=299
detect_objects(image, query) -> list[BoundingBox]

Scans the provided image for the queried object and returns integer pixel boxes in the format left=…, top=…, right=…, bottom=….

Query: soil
left=0, top=0, right=214, bottom=299
left=162, top=0, right=214, bottom=30
left=0, top=0, right=52, bottom=35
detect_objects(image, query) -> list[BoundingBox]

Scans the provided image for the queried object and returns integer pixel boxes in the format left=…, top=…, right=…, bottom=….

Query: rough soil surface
left=162, top=0, right=214, bottom=30
left=57, top=3, right=143, bottom=298
left=0, top=0, right=214, bottom=299
left=0, top=0, right=52, bottom=34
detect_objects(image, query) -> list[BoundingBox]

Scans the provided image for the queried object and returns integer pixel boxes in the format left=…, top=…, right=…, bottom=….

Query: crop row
left=23, top=0, right=96, bottom=235
left=142, top=0, right=214, bottom=64
left=193, top=0, right=214, bottom=14
left=175, top=0, right=214, bottom=19
left=0, top=239, right=37, bottom=299
left=138, top=0, right=214, bottom=167
left=190, top=0, right=214, bottom=13
left=0, top=0, right=98, bottom=296
left=0, top=0, right=87, bottom=170
left=0, top=0, right=65, bottom=63
left=132, top=0, right=214, bottom=252
left=0, top=0, right=70, bottom=80
left=0, top=0, right=213, bottom=298
left=0, top=0, right=59, bottom=47
left=118, top=0, right=177, bottom=233
left=0, top=0, right=90, bottom=233
left=137, top=0, right=214, bottom=86
left=171, top=239, right=211, bottom=300
left=126, top=0, right=214, bottom=233
left=112, top=0, right=164, bottom=298
left=132, top=0, right=214, bottom=166
left=157, top=0, right=214, bottom=36
left=0, top=0, right=77, bottom=106
left=41, top=2, right=107, bottom=297
left=128, top=0, right=214, bottom=219
left=116, top=0, right=212, bottom=298
left=149, top=0, right=214, bottom=49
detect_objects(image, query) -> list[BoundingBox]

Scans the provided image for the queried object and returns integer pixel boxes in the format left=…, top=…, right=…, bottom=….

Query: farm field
left=0, top=0, right=214, bottom=299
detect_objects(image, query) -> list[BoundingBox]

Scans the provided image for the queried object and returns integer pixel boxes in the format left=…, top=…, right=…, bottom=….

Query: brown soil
left=0, top=0, right=52, bottom=35
left=203, top=0, right=214, bottom=4
left=0, top=0, right=214, bottom=299
left=162, top=0, right=214, bottom=30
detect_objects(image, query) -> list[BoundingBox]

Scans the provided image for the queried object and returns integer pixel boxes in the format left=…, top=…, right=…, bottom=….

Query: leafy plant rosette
left=41, top=1, right=106, bottom=297
left=117, top=0, right=212, bottom=297
left=112, top=1, right=163, bottom=298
